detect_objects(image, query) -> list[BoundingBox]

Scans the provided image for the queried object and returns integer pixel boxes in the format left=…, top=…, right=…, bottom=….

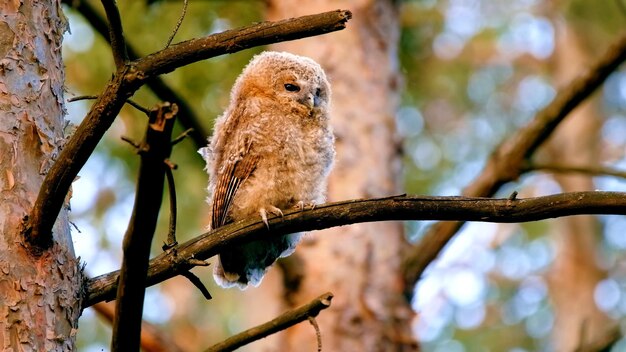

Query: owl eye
left=284, top=83, right=300, bottom=92
left=315, top=88, right=322, bottom=97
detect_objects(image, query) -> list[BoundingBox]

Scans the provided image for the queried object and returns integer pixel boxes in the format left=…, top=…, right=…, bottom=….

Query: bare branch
left=67, top=94, right=98, bottom=102
left=63, top=0, right=210, bottom=147
left=164, top=164, right=178, bottom=248
left=23, top=9, right=353, bottom=254
left=125, top=99, right=151, bottom=115
left=165, top=0, right=188, bottom=48
left=204, top=292, right=333, bottom=352
left=180, top=270, right=212, bottom=300
left=308, top=316, right=322, bottom=352
left=134, top=10, right=353, bottom=76
left=67, top=95, right=150, bottom=115
left=100, top=0, right=128, bottom=68
left=525, top=162, right=626, bottom=180
left=85, top=191, right=626, bottom=306
left=111, top=103, right=177, bottom=351
left=401, top=33, right=626, bottom=291
left=171, top=128, right=194, bottom=146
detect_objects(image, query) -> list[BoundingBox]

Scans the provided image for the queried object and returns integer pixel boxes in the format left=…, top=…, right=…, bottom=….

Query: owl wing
left=210, top=143, right=260, bottom=229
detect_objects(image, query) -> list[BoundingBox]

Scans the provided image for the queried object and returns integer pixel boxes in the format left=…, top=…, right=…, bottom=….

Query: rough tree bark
left=245, top=1, right=418, bottom=350
left=0, top=1, right=81, bottom=350
left=543, top=21, right=615, bottom=351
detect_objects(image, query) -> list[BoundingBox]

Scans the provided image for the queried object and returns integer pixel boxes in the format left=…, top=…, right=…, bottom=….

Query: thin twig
left=165, top=0, right=188, bottom=48
left=126, top=99, right=151, bottom=115
left=85, top=191, right=626, bottom=306
left=100, top=0, right=128, bottom=68
left=181, top=270, right=212, bottom=300
left=164, top=163, right=178, bottom=247
left=204, top=292, right=333, bottom=352
left=171, top=128, right=195, bottom=146
left=120, top=136, right=140, bottom=149
left=67, top=94, right=98, bottom=102
left=68, top=95, right=150, bottom=115
left=24, top=9, right=353, bottom=254
left=308, top=316, right=322, bottom=352
left=525, top=162, right=626, bottom=180
left=401, top=33, right=626, bottom=292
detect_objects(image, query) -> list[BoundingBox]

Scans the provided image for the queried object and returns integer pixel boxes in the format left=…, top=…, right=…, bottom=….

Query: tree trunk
left=0, top=1, right=81, bottom=350
left=544, top=21, right=614, bottom=351
left=251, top=1, right=418, bottom=350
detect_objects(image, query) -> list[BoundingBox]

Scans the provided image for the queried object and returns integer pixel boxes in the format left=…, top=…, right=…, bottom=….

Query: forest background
left=54, top=0, right=626, bottom=351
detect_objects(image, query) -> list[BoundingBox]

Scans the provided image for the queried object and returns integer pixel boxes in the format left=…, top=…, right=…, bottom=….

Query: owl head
left=231, top=51, right=331, bottom=116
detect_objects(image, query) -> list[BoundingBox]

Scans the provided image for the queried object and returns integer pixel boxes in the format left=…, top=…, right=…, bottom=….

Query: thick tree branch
left=100, top=0, right=128, bottom=68
left=401, top=33, right=626, bottom=291
left=63, top=0, right=210, bottom=147
left=204, top=292, right=333, bottom=352
left=85, top=191, right=626, bottom=306
left=23, top=9, right=353, bottom=253
left=133, top=10, right=353, bottom=76
left=111, top=104, right=176, bottom=351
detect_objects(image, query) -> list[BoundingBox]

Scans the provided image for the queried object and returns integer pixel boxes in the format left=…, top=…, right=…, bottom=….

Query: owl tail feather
left=213, top=233, right=302, bottom=289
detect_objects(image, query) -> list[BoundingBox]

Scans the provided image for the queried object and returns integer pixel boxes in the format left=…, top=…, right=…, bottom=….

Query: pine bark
left=0, top=1, right=81, bottom=350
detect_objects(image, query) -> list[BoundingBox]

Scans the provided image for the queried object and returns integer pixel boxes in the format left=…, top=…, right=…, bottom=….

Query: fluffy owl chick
left=200, top=51, right=334, bottom=289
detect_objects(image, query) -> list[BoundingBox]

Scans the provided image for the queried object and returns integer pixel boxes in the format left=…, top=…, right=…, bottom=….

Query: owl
left=200, top=51, right=335, bottom=289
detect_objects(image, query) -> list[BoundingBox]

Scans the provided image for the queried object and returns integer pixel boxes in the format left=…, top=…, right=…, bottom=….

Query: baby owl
left=200, top=51, right=335, bottom=289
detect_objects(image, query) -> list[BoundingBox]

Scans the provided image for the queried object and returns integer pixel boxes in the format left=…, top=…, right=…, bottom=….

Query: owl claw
left=259, top=206, right=283, bottom=229
left=294, top=201, right=316, bottom=211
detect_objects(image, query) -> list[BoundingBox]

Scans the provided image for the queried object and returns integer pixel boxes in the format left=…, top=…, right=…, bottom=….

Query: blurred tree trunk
left=0, top=1, right=81, bottom=350
left=543, top=21, right=615, bottom=351
left=241, top=1, right=418, bottom=351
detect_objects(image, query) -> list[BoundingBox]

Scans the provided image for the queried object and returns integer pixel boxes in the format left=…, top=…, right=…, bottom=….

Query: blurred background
left=61, top=0, right=626, bottom=351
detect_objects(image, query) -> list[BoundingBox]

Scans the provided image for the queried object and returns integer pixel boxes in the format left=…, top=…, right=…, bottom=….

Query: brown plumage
left=200, top=51, right=335, bottom=289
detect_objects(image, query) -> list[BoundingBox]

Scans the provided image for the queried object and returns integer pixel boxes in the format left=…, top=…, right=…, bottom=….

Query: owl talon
left=294, top=201, right=316, bottom=211
left=259, top=206, right=284, bottom=229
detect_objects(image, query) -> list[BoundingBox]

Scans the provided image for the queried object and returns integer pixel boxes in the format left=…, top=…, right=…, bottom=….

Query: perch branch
left=85, top=191, right=626, bottom=306
left=401, top=33, right=626, bottom=291
left=23, top=9, right=353, bottom=253
left=111, top=104, right=176, bottom=351
left=204, top=292, right=333, bottom=352
left=100, top=0, right=128, bottom=68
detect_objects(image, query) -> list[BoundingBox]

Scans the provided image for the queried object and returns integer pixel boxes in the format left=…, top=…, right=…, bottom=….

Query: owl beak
left=313, top=94, right=321, bottom=108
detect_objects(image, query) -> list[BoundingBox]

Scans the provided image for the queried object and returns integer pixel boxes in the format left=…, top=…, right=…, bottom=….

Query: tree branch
left=204, top=292, right=333, bottom=352
left=63, top=0, right=213, bottom=146
left=100, top=0, right=128, bottom=68
left=84, top=191, right=626, bottom=306
left=23, top=9, right=353, bottom=254
left=65, top=0, right=211, bottom=146
left=111, top=103, right=176, bottom=351
left=401, top=33, right=626, bottom=291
